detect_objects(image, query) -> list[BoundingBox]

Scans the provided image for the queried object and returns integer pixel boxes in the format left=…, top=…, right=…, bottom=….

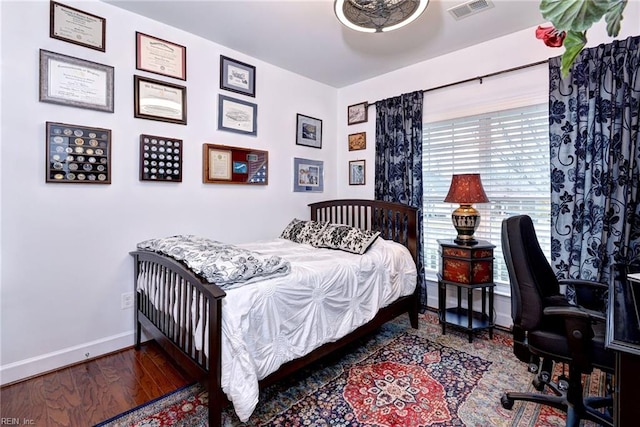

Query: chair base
left=501, top=368, right=613, bottom=427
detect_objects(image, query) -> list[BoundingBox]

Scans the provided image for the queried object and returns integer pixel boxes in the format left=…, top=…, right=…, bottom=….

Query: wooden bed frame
left=130, top=199, right=419, bottom=426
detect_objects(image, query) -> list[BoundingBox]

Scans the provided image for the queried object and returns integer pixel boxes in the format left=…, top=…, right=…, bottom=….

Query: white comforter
left=221, top=237, right=417, bottom=421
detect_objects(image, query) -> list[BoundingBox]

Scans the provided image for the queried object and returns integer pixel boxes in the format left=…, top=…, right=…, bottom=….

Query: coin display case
left=46, top=122, right=111, bottom=184
left=139, top=134, right=183, bottom=182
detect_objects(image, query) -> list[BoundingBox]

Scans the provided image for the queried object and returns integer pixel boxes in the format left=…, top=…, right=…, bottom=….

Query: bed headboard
left=309, top=199, right=418, bottom=263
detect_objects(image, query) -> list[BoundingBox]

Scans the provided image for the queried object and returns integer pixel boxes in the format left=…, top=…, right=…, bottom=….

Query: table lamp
left=444, top=173, right=489, bottom=245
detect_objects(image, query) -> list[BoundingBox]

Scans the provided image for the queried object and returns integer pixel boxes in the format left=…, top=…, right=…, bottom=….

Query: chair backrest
left=502, top=215, right=560, bottom=331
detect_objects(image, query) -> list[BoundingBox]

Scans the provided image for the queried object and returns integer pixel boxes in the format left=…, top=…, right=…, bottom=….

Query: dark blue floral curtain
left=549, top=36, right=640, bottom=290
left=375, top=91, right=426, bottom=309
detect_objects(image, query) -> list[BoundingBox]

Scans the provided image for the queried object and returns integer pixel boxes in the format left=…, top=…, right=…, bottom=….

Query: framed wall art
left=139, top=134, right=183, bottom=182
left=50, top=1, right=106, bottom=51
left=349, top=160, right=366, bottom=185
left=134, top=75, right=187, bottom=125
left=293, top=157, right=324, bottom=192
left=220, top=55, right=256, bottom=97
left=218, top=94, right=257, bottom=136
left=45, top=121, right=111, bottom=184
left=347, top=101, right=368, bottom=125
left=348, top=131, right=366, bottom=151
left=136, top=32, right=186, bottom=80
left=203, top=143, right=267, bottom=185
left=296, top=114, right=322, bottom=149
left=39, top=49, right=114, bottom=113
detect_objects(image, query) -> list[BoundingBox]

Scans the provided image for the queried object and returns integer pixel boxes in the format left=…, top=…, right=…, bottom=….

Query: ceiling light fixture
left=334, top=0, right=429, bottom=33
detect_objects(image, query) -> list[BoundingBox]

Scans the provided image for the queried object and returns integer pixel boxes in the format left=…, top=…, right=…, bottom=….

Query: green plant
left=539, top=0, right=628, bottom=76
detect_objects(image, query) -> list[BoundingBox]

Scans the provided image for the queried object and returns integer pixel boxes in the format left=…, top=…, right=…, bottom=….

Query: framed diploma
left=134, top=75, right=187, bottom=125
left=203, top=144, right=268, bottom=185
left=218, top=94, right=257, bottom=136
left=136, top=32, right=187, bottom=81
left=50, top=1, right=106, bottom=52
left=39, top=49, right=114, bottom=113
left=220, top=55, right=255, bottom=97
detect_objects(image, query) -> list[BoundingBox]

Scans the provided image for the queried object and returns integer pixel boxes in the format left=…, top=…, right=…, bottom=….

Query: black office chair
left=500, top=215, right=615, bottom=427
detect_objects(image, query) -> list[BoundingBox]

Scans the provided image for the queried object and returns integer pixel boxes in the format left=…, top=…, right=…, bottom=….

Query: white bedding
left=138, top=237, right=417, bottom=422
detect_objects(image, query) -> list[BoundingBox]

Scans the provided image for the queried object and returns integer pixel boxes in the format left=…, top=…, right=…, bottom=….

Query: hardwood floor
left=0, top=342, right=195, bottom=426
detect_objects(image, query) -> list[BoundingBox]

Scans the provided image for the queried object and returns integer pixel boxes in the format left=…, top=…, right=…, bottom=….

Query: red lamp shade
left=444, top=174, right=489, bottom=204
left=444, top=174, right=489, bottom=245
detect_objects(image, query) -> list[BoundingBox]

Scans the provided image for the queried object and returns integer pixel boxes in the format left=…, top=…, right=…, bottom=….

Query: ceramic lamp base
left=451, top=204, right=481, bottom=245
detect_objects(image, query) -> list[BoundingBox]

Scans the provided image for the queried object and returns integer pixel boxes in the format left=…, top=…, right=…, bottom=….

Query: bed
left=130, top=199, right=419, bottom=425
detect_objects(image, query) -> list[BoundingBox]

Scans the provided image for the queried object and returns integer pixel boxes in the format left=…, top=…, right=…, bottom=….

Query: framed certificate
left=136, top=32, right=187, bottom=81
left=50, top=1, right=106, bottom=51
left=134, top=75, right=187, bottom=125
left=39, top=49, right=114, bottom=113
left=203, top=144, right=268, bottom=185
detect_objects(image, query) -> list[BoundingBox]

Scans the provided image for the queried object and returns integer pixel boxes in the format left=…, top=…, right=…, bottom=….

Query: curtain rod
left=367, top=58, right=549, bottom=106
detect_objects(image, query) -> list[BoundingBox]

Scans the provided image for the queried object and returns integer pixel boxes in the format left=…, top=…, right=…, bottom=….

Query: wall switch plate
left=121, top=292, right=134, bottom=309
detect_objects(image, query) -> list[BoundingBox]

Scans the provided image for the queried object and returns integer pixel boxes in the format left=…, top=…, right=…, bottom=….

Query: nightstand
left=437, top=239, right=495, bottom=343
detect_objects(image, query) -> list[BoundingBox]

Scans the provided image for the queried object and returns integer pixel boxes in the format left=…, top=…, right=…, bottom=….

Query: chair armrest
left=543, top=305, right=606, bottom=323
left=558, top=279, right=608, bottom=291
left=559, top=279, right=608, bottom=312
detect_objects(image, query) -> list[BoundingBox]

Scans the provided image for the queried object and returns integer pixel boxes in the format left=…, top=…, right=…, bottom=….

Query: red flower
left=535, top=25, right=566, bottom=47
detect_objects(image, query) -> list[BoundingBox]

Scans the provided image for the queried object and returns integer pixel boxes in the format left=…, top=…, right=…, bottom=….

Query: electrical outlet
left=121, top=292, right=134, bottom=309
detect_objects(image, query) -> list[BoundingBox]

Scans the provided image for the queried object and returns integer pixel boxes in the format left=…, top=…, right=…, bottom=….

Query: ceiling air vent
left=448, top=0, right=494, bottom=20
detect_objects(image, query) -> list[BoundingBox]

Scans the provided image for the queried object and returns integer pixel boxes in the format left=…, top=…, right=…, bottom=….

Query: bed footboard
left=130, top=250, right=226, bottom=426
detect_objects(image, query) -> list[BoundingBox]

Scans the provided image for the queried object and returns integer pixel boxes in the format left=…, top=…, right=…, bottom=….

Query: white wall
left=336, top=3, right=640, bottom=326
left=0, top=0, right=337, bottom=384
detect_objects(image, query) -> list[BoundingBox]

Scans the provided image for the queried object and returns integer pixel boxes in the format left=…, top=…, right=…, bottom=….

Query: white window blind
left=422, top=103, right=551, bottom=294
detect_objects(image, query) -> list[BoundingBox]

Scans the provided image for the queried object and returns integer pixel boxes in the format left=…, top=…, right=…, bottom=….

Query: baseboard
left=0, top=330, right=138, bottom=386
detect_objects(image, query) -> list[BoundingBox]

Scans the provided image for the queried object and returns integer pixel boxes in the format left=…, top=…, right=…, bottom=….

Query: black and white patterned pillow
left=280, top=219, right=328, bottom=245
left=136, top=235, right=291, bottom=288
left=315, top=224, right=380, bottom=255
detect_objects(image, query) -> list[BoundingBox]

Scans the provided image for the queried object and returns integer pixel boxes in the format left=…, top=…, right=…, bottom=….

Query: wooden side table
left=437, top=239, right=496, bottom=342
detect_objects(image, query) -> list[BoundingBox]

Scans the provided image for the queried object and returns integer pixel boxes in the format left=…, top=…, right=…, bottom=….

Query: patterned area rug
left=95, top=313, right=608, bottom=426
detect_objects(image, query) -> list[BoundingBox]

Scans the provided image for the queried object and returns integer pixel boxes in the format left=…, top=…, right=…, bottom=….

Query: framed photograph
left=50, top=1, right=106, bottom=51
left=348, top=102, right=368, bottom=125
left=218, top=94, right=257, bottom=136
left=293, top=157, right=324, bottom=192
left=348, top=132, right=366, bottom=151
left=349, top=160, right=366, bottom=185
left=40, top=49, right=114, bottom=113
left=203, top=143, right=268, bottom=184
left=220, top=55, right=256, bottom=97
left=134, top=75, right=187, bottom=125
left=296, top=114, right=322, bottom=149
left=45, top=121, right=111, bottom=184
left=139, top=134, right=183, bottom=182
left=136, top=32, right=186, bottom=81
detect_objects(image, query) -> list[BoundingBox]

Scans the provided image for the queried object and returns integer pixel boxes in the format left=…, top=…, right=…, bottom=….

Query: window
left=422, top=104, right=551, bottom=294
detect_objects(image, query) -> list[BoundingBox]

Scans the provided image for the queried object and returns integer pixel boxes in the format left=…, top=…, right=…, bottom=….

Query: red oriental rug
left=95, top=313, right=608, bottom=426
